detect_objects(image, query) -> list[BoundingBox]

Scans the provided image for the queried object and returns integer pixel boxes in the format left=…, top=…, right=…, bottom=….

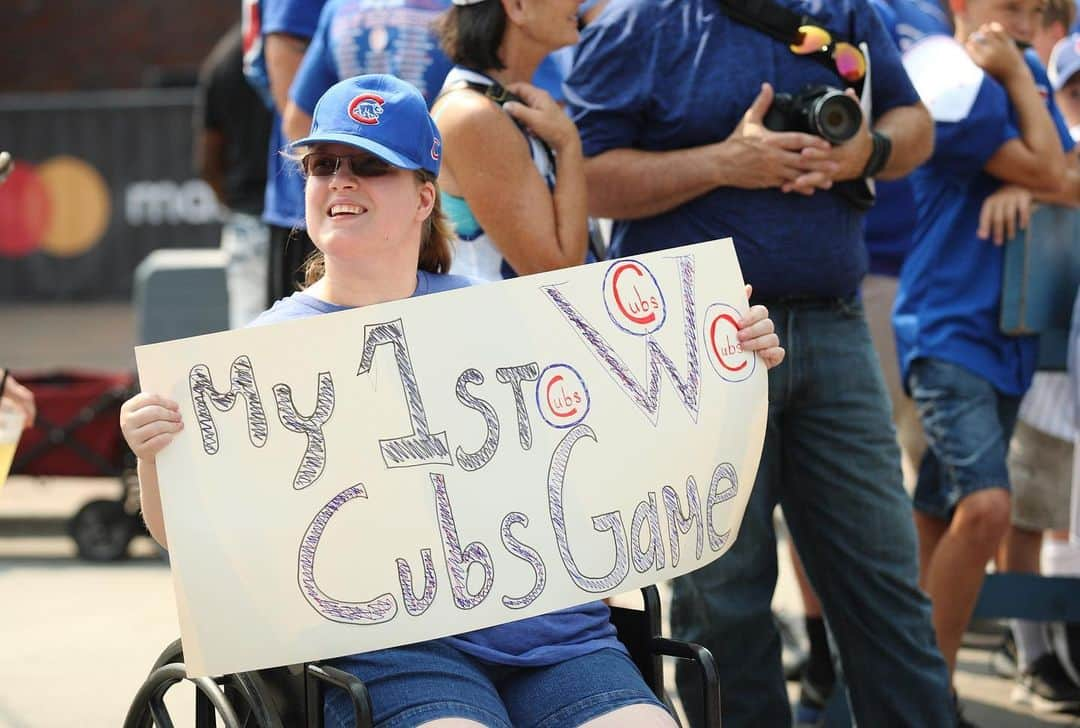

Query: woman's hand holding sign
left=120, top=393, right=183, bottom=462
left=738, top=284, right=785, bottom=369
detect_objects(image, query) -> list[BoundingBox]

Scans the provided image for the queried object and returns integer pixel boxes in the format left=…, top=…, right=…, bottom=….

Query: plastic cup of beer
left=0, top=404, right=25, bottom=489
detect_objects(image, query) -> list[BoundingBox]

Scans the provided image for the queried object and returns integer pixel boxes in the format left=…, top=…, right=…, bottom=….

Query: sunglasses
left=301, top=153, right=393, bottom=178
left=790, top=25, right=866, bottom=83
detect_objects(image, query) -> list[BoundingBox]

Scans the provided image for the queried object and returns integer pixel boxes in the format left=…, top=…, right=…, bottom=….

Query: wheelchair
left=124, top=585, right=720, bottom=728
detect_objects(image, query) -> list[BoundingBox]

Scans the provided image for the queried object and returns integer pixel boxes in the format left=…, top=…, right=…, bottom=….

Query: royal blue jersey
left=566, top=0, right=921, bottom=299
left=259, top=0, right=327, bottom=229
left=896, top=40, right=1074, bottom=395
left=864, top=0, right=951, bottom=277
left=291, top=0, right=453, bottom=113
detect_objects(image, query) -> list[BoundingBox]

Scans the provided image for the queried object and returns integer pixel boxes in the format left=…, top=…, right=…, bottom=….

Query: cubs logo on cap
left=348, top=94, right=385, bottom=125
left=289, top=74, right=441, bottom=175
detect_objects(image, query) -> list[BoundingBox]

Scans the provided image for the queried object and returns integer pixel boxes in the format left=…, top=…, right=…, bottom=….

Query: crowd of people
left=123, top=0, right=1080, bottom=726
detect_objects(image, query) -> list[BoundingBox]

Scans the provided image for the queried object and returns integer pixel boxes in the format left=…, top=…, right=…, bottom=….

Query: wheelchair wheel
left=69, top=498, right=136, bottom=561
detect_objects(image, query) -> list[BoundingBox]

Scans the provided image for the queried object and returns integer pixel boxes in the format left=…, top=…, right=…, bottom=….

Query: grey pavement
left=0, top=304, right=1074, bottom=727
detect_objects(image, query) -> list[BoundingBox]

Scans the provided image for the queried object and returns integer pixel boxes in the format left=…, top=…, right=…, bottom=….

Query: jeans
left=671, top=298, right=953, bottom=727
left=325, top=643, right=668, bottom=728
left=220, top=211, right=269, bottom=328
left=908, top=357, right=1020, bottom=521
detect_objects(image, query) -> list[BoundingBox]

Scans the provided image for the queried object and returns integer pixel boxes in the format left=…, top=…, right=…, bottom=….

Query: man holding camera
left=565, top=0, right=953, bottom=725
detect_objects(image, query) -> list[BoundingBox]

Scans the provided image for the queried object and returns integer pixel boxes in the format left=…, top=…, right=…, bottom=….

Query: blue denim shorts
left=324, top=642, right=669, bottom=728
left=908, top=357, right=1021, bottom=520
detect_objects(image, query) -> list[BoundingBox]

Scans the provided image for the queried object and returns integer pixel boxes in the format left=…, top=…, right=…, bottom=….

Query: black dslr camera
left=763, top=85, right=862, bottom=145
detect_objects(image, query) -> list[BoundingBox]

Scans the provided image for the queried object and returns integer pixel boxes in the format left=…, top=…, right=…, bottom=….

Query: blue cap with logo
left=290, top=74, right=441, bottom=175
left=1050, top=33, right=1080, bottom=92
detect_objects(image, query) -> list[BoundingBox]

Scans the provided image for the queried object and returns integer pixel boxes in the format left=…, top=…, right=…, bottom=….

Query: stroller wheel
left=69, top=499, right=135, bottom=561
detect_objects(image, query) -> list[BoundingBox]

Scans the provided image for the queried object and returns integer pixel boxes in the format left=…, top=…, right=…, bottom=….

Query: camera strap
left=716, top=0, right=807, bottom=45
left=716, top=0, right=862, bottom=92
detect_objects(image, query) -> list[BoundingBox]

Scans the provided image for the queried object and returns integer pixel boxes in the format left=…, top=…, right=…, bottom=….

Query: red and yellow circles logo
left=0, top=155, right=111, bottom=258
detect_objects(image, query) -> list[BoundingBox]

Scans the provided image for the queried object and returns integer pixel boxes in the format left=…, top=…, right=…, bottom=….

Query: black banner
left=0, top=89, right=224, bottom=301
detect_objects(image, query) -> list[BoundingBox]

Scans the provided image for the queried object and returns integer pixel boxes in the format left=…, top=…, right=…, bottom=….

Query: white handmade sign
left=135, top=238, right=767, bottom=677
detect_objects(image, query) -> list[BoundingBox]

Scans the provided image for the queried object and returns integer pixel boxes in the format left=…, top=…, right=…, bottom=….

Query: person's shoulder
left=417, top=271, right=475, bottom=296
left=434, top=87, right=505, bottom=127
left=581, top=0, right=670, bottom=38
left=249, top=292, right=339, bottom=326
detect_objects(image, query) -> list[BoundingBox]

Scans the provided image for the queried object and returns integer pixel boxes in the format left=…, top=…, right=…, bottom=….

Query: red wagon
left=9, top=369, right=144, bottom=560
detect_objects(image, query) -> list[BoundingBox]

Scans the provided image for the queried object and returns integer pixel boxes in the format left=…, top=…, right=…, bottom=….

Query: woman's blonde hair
left=302, top=169, right=453, bottom=287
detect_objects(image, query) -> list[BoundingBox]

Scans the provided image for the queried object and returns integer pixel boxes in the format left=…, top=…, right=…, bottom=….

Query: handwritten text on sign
left=135, top=238, right=767, bottom=677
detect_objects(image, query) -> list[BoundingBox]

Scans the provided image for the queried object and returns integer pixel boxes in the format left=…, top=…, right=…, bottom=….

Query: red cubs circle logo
left=602, top=259, right=666, bottom=336
left=536, top=364, right=590, bottom=429
left=703, top=303, right=756, bottom=382
left=430, top=137, right=441, bottom=161
left=348, top=94, right=385, bottom=125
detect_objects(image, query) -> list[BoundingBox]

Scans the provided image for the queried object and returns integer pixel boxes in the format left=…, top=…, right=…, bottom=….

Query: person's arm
left=282, top=5, right=335, bottom=143
left=265, top=33, right=310, bottom=116
left=195, top=128, right=228, bottom=205
left=283, top=102, right=313, bottom=143
left=437, top=84, right=588, bottom=274
left=0, top=371, right=35, bottom=427
left=968, top=24, right=1065, bottom=192
left=584, top=83, right=836, bottom=220
left=119, top=393, right=183, bottom=548
left=816, top=98, right=934, bottom=185
left=979, top=158, right=1080, bottom=243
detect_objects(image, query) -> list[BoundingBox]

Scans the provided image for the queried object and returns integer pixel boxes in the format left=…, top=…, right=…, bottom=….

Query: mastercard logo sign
left=0, top=155, right=111, bottom=258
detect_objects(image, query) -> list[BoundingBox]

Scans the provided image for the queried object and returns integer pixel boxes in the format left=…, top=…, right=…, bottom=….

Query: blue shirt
left=290, top=0, right=453, bottom=113
left=260, top=0, right=327, bottom=229
left=565, top=0, right=921, bottom=298
left=251, top=271, right=624, bottom=667
left=896, top=47, right=1075, bottom=396
left=864, top=0, right=951, bottom=277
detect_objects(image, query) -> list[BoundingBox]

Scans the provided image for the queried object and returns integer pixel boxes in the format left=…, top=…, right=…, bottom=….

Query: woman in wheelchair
left=120, top=74, right=783, bottom=728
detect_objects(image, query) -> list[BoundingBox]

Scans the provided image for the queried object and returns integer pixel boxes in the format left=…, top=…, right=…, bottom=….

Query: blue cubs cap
left=290, top=74, right=441, bottom=175
left=1050, top=34, right=1080, bottom=92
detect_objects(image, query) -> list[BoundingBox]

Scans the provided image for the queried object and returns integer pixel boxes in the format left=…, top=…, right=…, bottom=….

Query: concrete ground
left=0, top=304, right=1076, bottom=727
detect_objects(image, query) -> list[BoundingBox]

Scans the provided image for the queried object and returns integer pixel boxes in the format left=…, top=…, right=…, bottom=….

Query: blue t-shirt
left=251, top=271, right=623, bottom=667
left=565, top=0, right=921, bottom=298
left=260, top=0, right=327, bottom=229
left=864, top=0, right=951, bottom=277
left=291, top=0, right=453, bottom=113
left=895, top=47, right=1075, bottom=396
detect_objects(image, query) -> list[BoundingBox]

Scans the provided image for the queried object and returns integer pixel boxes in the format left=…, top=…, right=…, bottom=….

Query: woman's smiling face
left=303, top=143, right=429, bottom=267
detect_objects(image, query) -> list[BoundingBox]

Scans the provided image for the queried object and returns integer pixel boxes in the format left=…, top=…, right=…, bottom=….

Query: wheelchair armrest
left=651, top=637, right=721, bottom=728
left=306, top=663, right=374, bottom=728
left=123, top=662, right=242, bottom=728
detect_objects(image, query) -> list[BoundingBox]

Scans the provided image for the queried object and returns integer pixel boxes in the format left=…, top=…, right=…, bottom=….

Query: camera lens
left=810, top=92, right=861, bottom=144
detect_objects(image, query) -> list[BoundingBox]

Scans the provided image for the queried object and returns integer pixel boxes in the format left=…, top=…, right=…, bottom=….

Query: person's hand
left=503, top=82, right=581, bottom=153
left=977, top=184, right=1032, bottom=245
left=120, top=393, right=183, bottom=462
left=965, top=22, right=1026, bottom=85
left=812, top=89, right=874, bottom=185
left=725, top=83, right=837, bottom=194
left=0, top=372, right=36, bottom=429
left=738, top=284, right=785, bottom=369
left=0, top=152, right=13, bottom=185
